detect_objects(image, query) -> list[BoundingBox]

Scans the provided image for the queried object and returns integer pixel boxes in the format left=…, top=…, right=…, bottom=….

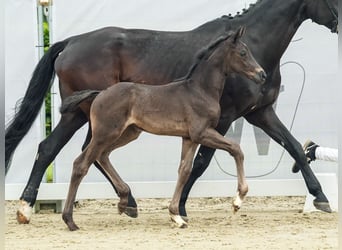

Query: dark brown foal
left=60, top=27, right=266, bottom=230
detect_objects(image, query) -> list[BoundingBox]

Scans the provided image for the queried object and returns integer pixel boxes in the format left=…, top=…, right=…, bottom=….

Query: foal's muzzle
left=254, top=69, right=267, bottom=84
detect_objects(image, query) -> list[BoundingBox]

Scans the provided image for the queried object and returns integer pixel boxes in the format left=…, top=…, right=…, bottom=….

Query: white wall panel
left=5, top=0, right=41, bottom=183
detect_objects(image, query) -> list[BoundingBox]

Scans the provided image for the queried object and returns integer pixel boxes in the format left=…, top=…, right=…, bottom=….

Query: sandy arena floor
left=5, top=196, right=338, bottom=249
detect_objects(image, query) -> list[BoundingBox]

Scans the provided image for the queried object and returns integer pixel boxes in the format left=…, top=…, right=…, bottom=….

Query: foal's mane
left=177, top=32, right=233, bottom=81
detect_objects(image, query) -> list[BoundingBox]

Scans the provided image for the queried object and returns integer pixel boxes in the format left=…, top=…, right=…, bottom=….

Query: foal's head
left=224, top=27, right=266, bottom=84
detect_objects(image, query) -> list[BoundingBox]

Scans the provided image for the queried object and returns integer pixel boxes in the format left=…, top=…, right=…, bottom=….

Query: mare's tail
left=60, top=90, right=101, bottom=114
left=5, top=41, right=68, bottom=175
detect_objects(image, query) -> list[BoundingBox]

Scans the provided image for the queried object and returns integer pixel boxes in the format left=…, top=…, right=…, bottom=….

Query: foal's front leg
left=169, top=138, right=198, bottom=228
left=195, top=128, right=248, bottom=212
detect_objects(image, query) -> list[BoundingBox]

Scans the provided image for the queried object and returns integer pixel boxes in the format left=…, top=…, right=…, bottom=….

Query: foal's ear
left=233, top=26, right=246, bottom=44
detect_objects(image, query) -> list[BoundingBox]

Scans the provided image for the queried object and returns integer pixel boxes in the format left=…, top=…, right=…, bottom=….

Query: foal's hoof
left=124, top=206, right=138, bottom=218
left=16, top=200, right=32, bottom=224
left=313, top=200, right=332, bottom=213
left=181, top=216, right=189, bottom=223
left=67, top=222, right=80, bottom=231
left=170, top=214, right=188, bottom=228
left=232, top=204, right=241, bottom=213
left=62, top=214, right=80, bottom=231
left=232, top=197, right=242, bottom=213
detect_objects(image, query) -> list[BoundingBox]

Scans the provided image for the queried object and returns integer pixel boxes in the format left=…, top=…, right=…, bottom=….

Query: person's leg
left=315, top=146, right=338, bottom=162
left=292, top=140, right=318, bottom=172
left=292, top=140, right=338, bottom=173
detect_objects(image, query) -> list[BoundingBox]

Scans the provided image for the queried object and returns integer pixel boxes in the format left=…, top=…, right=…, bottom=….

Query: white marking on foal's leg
left=170, top=213, right=188, bottom=228
left=232, top=192, right=243, bottom=213
left=16, top=200, right=32, bottom=224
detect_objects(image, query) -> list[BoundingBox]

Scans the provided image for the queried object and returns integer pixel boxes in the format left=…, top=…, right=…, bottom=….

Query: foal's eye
left=240, top=50, right=247, bottom=57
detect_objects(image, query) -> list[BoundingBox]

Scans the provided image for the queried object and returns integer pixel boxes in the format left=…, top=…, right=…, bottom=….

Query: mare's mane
left=221, top=0, right=262, bottom=20
left=175, top=32, right=233, bottom=82
left=176, top=1, right=265, bottom=82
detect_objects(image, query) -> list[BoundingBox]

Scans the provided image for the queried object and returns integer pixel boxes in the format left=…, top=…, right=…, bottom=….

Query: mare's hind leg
left=17, top=112, right=87, bottom=224
left=169, top=138, right=198, bottom=228
left=245, top=106, right=331, bottom=212
left=193, top=128, right=248, bottom=212
left=82, top=125, right=138, bottom=218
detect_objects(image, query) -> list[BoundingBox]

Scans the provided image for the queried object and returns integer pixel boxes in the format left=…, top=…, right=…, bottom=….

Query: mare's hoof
left=124, top=206, right=138, bottom=218
left=16, top=210, right=30, bottom=224
left=16, top=200, right=32, bottom=224
left=313, top=200, right=332, bottom=213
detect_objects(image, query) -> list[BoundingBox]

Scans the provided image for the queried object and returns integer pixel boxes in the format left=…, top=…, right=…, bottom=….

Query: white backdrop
left=5, top=0, right=338, bottom=200
left=5, top=0, right=41, bottom=183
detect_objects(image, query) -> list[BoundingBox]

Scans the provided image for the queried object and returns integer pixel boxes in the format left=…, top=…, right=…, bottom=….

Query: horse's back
left=54, top=25, right=221, bottom=98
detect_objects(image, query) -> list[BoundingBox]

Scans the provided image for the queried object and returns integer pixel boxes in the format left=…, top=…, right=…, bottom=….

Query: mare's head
left=304, top=0, right=338, bottom=33
left=225, top=27, right=266, bottom=84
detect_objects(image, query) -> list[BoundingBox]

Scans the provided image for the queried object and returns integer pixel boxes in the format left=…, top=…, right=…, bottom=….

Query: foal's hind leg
left=62, top=146, right=99, bottom=231
left=194, top=128, right=248, bottom=212
left=169, top=138, right=198, bottom=228
left=63, top=126, right=141, bottom=231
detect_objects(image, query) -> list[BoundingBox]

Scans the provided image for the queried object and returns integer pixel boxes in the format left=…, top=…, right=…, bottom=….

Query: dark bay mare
left=59, top=28, right=266, bottom=230
left=6, top=0, right=337, bottom=224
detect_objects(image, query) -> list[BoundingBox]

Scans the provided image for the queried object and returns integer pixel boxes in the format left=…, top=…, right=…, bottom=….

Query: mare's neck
left=242, top=0, right=306, bottom=67
left=202, top=0, right=307, bottom=69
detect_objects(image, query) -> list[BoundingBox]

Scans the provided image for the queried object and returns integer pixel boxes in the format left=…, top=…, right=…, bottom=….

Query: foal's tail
left=5, top=41, right=68, bottom=175
left=60, top=90, right=101, bottom=114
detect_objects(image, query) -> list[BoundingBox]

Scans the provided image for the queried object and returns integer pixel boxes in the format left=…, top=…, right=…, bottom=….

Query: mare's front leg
left=17, top=112, right=87, bottom=224
left=82, top=125, right=138, bottom=218
left=194, top=128, right=248, bottom=213
left=245, top=105, right=331, bottom=212
left=169, top=138, right=198, bottom=228
left=179, top=118, right=231, bottom=218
